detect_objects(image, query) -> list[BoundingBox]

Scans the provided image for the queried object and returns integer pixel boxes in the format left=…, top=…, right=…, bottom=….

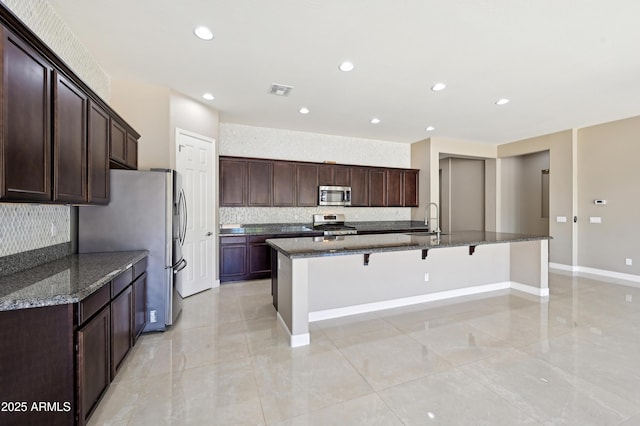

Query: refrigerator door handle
left=173, top=258, right=187, bottom=274
left=179, top=188, right=188, bottom=246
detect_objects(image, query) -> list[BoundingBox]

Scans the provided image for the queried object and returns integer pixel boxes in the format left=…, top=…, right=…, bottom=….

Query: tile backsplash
left=219, top=206, right=411, bottom=225
left=0, top=204, right=70, bottom=257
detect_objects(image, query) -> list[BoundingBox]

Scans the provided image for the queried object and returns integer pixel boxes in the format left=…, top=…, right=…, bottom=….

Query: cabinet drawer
left=220, top=236, right=247, bottom=245
left=79, top=283, right=110, bottom=325
left=133, top=257, right=147, bottom=279
left=111, top=267, right=133, bottom=297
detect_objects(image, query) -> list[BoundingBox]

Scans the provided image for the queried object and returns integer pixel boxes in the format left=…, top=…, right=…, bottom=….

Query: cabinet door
left=273, top=161, right=296, bottom=206
left=249, top=235, right=272, bottom=276
left=220, top=236, right=247, bottom=281
left=53, top=72, right=88, bottom=203
left=403, top=170, right=419, bottom=207
left=0, top=28, right=53, bottom=201
left=369, top=169, right=387, bottom=206
left=220, top=158, right=246, bottom=206
left=133, top=272, right=147, bottom=342
left=109, top=119, right=127, bottom=165
left=126, top=133, right=138, bottom=170
left=318, top=165, right=350, bottom=186
left=248, top=160, right=272, bottom=206
left=386, top=169, right=403, bottom=207
left=350, top=167, right=369, bottom=206
left=296, top=163, right=318, bottom=206
left=111, top=285, right=133, bottom=378
left=87, top=101, right=110, bottom=204
left=77, top=305, right=110, bottom=426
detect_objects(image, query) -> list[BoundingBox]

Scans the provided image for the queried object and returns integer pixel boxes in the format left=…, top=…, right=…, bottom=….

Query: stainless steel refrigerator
left=78, top=169, right=187, bottom=331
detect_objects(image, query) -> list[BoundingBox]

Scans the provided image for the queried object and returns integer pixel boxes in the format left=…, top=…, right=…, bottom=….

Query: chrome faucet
left=425, top=202, right=441, bottom=238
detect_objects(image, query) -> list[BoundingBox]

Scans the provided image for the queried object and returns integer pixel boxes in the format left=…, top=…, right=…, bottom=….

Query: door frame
left=175, top=127, right=219, bottom=288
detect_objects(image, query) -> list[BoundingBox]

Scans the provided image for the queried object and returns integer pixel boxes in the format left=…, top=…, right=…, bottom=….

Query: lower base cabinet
left=77, top=306, right=110, bottom=425
left=0, top=255, right=147, bottom=426
left=220, top=233, right=322, bottom=282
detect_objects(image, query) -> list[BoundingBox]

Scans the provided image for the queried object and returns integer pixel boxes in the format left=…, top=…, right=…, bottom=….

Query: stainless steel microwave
left=318, top=185, right=351, bottom=206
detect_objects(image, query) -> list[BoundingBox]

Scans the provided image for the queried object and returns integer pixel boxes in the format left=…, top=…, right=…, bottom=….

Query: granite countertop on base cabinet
left=0, top=251, right=148, bottom=311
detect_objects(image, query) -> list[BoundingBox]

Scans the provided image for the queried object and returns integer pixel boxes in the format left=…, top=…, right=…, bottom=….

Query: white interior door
left=175, top=128, right=217, bottom=296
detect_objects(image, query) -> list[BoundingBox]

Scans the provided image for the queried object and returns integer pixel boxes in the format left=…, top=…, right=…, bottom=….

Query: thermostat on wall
left=594, top=199, right=607, bottom=205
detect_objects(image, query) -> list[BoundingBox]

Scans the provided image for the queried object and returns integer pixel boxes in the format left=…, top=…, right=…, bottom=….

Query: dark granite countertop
left=0, top=251, right=148, bottom=311
left=267, top=230, right=550, bottom=259
left=219, top=220, right=429, bottom=236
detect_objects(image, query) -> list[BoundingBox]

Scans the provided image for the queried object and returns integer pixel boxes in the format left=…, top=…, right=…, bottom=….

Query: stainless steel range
left=312, top=214, right=357, bottom=236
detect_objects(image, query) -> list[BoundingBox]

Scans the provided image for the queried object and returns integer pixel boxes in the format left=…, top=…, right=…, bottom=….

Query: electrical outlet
left=424, top=273, right=430, bottom=282
left=50, top=223, right=57, bottom=237
left=556, top=216, right=567, bottom=223
left=626, top=258, right=633, bottom=266
left=589, top=217, right=602, bottom=224
left=150, top=310, right=157, bottom=323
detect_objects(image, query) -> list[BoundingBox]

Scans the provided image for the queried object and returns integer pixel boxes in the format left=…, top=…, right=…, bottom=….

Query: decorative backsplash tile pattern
left=220, top=123, right=410, bottom=168
left=0, top=204, right=71, bottom=257
left=220, top=206, right=411, bottom=225
left=1, top=0, right=110, bottom=100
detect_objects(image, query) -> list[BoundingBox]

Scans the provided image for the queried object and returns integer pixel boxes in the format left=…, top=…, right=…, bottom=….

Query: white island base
left=275, top=239, right=548, bottom=347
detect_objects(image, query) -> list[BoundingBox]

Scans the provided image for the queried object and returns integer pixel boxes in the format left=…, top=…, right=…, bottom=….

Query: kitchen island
left=267, top=231, right=549, bottom=347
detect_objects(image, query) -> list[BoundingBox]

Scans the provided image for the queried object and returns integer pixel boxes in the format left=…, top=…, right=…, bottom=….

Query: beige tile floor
left=89, top=272, right=640, bottom=425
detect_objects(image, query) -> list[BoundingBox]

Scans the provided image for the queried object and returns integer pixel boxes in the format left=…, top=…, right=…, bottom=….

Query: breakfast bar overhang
left=268, top=231, right=550, bottom=347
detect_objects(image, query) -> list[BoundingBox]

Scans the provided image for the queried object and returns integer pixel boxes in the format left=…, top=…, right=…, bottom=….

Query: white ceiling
left=49, top=0, right=640, bottom=144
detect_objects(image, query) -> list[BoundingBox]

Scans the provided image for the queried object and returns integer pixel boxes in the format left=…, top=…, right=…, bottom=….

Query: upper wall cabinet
left=54, top=72, right=88, bottom=203
left=219, top=156, right=419, bottom=208
left=0, top=27, right=53, bottom=202
left=87, top=101, right=110, bottom=204
left=0, top=6, right=140, bottom=204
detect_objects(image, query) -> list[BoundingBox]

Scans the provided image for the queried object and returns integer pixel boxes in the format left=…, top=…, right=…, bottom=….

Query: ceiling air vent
left=269, top=83, right=293, bottom=96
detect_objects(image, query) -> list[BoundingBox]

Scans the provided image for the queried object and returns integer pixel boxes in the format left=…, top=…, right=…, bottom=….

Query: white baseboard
left=510, top=281, right=550, bottom=297
left=549, top=262, right=577, bottom=272
left=309, top=282, right=518, bottom=322
left=277, top=312, right=310, bottom=347
left=549, top=263, right=640, bottom=283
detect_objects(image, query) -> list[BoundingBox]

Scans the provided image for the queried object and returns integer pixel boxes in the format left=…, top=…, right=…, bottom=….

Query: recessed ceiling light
left=194, top=26, right=214, bottom=40
left=299, top=107, right=310, bottom=114
left=202, top=93, right=215, bottom=101
left=370, top=117, right=380, bottom=124
left=426, top=126, right=435, bottom=131
left=495, top=98, right=510, bottom=105
left=431, top=83, right=446, bottom=91
left=339, top=61, right=354, bottom=72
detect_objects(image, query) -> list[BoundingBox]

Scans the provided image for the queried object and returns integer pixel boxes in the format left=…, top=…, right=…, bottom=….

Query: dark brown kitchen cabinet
left=296, top=164, right=318, bottom=206
left=350, top=167, right=369, bottom=206
left=369, top=168, right=387, bottom=206
left=110, top=284, right=133, bottom=378
left=53, top=72, right=88, bottom=203
left=77, top=304, right=110, bottom=426
left=273, top=161, right=296, bottom=206
left=87, top=101, right=110, bottom=204
left=249, top=235, right=273, bottom=276
left=386, top=169, right=403, bottom=207
left=132, top=275, right=146, bottom=342
left=109, top=119, right=127, bottom=165
left=220, top=236, right=248, bottom=279
left=0, top=26, right=53, bottom=201
left=126, top=133, right=138, bottom=169
left=0, top=304, right=75, bottom=426
left=403, top=169, right=419, bottom=207
left=248, top=160, right=273, bottom=206
left=318, top=164, right=351, bottom=186
left=220, top=158, right=247, bottom=206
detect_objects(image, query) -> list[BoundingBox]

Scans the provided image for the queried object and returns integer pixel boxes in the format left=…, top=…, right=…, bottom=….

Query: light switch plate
left=556, top=216, right=567, bottom=223
left=590, top=217, right=602, bottom=224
